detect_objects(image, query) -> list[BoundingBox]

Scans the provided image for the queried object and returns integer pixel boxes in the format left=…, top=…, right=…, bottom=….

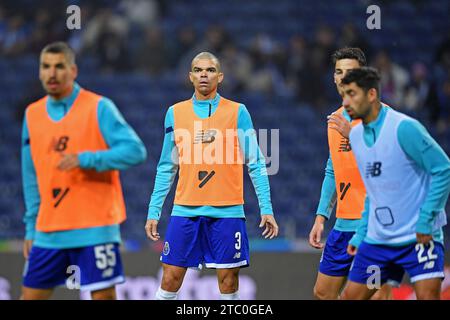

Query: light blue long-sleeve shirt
left=349, top=105, right=450, bottom=248
left=22, top=83, right=147, bottom=249
left=147, top=93, right=273, bottom=220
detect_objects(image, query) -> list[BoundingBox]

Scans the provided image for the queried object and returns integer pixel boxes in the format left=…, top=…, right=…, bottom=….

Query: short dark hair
left=332, top=47, right=367, bottom=67
left=40, top=42, right=76, bottom=65
left=341, top=67, right=381, bottom=94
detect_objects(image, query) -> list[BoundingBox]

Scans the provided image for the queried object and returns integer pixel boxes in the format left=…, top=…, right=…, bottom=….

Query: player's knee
left=339, top=288, right=351, bottom=300
left=161, top=272, right=184, bottom=291
left=313, top=284, right=337, bottom=300
left=370, top=286, right=392, bottom=300
left=218, top=274, right=238, bottom=293
left=416, top=288, right=440, bottom=300
left=91, top=287, right=116, bottom=300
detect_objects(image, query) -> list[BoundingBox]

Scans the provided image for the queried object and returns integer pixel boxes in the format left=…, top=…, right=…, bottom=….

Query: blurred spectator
left=404, top=63, right=431, bottom=111
left=220, top=43, right=252, bottom=95
left=373, top=50, right=409, bottom=108
left=135, top=27, right=169, bottom=75
left=0, top=15, right=29, bottom=56
left=298, top=25, right=337, bottom=109
left=284, top=35, right=308, bottom=98
left=338, top=22, right=372, bottom=60
left=81, top=8, right=130, bottom=72
left=119, top=0, right=159, bottom=28
left=246, top=34, right=278, bottom=94
left=433, top=36, right=450, bottom=132
left=168, top=25, right=197, bottom=68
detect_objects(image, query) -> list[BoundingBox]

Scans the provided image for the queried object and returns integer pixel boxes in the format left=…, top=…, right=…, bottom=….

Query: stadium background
left=0, top=0, right=449, bottom=299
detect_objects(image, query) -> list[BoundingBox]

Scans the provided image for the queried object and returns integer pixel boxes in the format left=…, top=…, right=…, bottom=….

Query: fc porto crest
left=163, top=241, right=170, bottom=256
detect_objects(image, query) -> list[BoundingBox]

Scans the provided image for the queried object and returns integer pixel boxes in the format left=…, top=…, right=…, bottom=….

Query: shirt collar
left=364, top=103, right=388, bottom=130
left=192, top=92, right=221, bottom=108
left=47, top=82, right=81, bottom=107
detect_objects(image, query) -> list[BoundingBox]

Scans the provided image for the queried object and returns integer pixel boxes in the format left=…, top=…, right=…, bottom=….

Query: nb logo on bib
left=366, top=162, right=382, bottom=178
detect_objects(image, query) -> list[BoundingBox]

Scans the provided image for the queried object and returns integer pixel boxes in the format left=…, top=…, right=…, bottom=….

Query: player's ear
left=368, top=88, right=377, bottom=102
left=189, top=72, right=194, bottom=84
left=218, top=72, right=224, bottom=84
left=72, top=64, right=78, bottom=80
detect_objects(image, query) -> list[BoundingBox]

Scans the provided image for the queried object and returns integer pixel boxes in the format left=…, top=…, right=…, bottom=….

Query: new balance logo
left=366, top=162, right=382, bottom=178
left=102, top=268, right=114, bottom=278
left=198, top=171, right=215, bottom=188
left=233, top=252, right=241, bottom=259
left=424, top=261, right=435, bottom=270
left=52, top=187, right=70, bottom=208
left=338, top=138, right=352, bottom=152
left=194, top=129, right=217, bottom=144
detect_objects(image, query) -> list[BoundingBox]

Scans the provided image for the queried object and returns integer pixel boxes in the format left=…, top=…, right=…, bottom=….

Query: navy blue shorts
left=349, top=240, right=445, bottom=285
left=23, top=243, right=125, bottom=291
left=161, top=216, right=250, bottom=269
left=319, top=229, right=356, bottom=277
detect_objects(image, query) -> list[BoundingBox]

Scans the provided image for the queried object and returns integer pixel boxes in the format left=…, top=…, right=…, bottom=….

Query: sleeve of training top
left=315, top=155, right=337, bottom=220
left=349, top=196, right=370, bottom=248
left=397, top=119, right=450, bottom=235
left=78, top=97, right=147, bottom=171
left=237, top=104, right=273, bottom=215
left=21, top=115, right=40, bottom=240
left=147, top=107, right=179, bottom=220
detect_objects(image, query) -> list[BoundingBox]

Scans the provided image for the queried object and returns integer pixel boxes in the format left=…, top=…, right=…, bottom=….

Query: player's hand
left=259, top=214, right=279, bottom=239
left=57, top=153, right=80, bottom=171
left=327, top=113, right=351, bottom=139
left=416, top=233, right=432, bottom=245
left=347, top=244, right=357, bottom=256
left=145, top=219, right=160, bottom=241
left=309, top=215, right=325, bottom=249
left=23, top=239, right=33, bottom=259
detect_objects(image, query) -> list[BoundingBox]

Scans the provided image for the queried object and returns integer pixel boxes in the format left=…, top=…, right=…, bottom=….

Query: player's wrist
left=315, top=214, right=327, bottom=223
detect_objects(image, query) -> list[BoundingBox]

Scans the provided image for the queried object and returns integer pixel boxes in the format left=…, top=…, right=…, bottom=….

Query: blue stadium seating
left=0, top=0, right=449, bottom=244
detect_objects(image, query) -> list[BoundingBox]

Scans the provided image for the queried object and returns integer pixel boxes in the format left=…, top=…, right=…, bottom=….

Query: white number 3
left=235, top=232, right=241, bottom=250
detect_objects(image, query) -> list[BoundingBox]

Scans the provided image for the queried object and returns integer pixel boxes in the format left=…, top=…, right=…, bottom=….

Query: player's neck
left=363, top=102, right=382, bottom=125
left=194, top=90, right=217, bottom=101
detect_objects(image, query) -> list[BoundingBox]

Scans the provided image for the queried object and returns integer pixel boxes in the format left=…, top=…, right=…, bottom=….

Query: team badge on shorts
left=163, top=241, right=170, bottom=255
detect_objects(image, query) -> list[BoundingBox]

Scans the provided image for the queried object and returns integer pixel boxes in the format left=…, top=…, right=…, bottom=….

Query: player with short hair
left=21, top=41, right=147, bottom=299
left=309, top=47, right=396, bottom=299
left=339, top=67, right=450, bottom=300
left=145, top=51, right=278, bottom=300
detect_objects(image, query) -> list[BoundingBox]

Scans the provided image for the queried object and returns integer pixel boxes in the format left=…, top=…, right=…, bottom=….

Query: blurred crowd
left=0, top=0, right=449, bottom=132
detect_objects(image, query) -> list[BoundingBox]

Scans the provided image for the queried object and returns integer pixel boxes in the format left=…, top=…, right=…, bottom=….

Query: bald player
left=145, top=52, right=279, bottom=300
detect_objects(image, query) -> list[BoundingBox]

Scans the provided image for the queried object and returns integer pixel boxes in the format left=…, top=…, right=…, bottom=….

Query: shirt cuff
left=78, top=152, right=93, bottom=169
left=147, top=206, right=161, bottom=220
left=349, top=234, right=364, bottom=249
left=415, top=209, right=433, bottom=235
left=25, top=222, right=36, bottom=240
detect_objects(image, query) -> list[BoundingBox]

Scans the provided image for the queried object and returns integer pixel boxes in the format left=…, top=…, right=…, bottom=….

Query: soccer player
left=21, top=42, right=147, bottom=299
left=308, top=48, right=396, bottom=299
left=339, top=67, right=450, bottom=300
left=145, top=52, right=278, bottom=300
